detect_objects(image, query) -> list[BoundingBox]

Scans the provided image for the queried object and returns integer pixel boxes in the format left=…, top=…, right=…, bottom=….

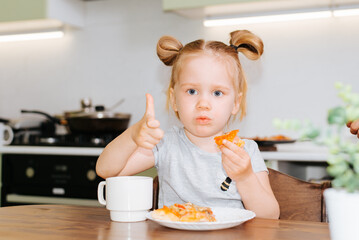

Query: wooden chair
left=268, top=168, right=331, bottom=222
left=152, top=169, right=331, bottom=222
left=152, top=176, right=159, bottom=210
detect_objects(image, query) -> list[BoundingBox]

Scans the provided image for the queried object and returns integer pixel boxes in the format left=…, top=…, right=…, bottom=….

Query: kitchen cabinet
left=0, top=143, right=328, bottom=206
left=0, top=145, right=158, bottom=178
left=0, top=142, right=328, bottom=182
left=0, top=146, right=158, bottom=207
left=0, top=0, right=84, bottom=34
left=162, top=0, right=359, bottom=18
left=263, top=142, right=329, bottom=182
left=163, top=0, right=247, bottom=10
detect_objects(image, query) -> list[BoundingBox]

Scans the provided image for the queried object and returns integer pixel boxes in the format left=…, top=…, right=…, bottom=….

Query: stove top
left=10, top=131, right=120, bottom=147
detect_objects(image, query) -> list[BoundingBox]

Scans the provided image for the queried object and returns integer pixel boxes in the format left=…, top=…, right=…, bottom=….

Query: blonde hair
left=156, top=30, right=263, bottom=121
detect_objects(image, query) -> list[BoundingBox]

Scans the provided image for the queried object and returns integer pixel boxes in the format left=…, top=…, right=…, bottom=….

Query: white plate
left=146, top=207, right=255, bottom=231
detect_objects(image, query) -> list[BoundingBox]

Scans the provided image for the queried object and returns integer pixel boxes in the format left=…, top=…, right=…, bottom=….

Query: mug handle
left=97, top=181, right=106, bottom=205
left=3, top=125, right=14, bottom=145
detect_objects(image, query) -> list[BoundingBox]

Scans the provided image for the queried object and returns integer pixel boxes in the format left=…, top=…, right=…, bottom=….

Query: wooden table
left=0, top=205, right=330, bottom=240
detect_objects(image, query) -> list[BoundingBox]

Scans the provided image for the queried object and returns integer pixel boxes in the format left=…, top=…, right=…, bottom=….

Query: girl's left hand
left=220, top=139, right=254, bottom=182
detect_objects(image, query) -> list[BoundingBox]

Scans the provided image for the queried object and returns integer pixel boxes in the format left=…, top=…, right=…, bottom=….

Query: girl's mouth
left=196, top=116, right=211, bottom=124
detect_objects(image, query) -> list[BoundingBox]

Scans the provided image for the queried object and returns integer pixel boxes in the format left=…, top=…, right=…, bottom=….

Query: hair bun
left=157, top=36, right=183, bottom=66
left=230, top=30, right=264, bottom=60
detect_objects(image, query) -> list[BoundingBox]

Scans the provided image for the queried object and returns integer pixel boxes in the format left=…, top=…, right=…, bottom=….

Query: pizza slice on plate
left=151, top=203, right=216, bottom=222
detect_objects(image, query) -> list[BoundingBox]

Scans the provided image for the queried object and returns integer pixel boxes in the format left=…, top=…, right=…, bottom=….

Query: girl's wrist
left=128, top=122, right=140, bottom=146
left=233, top=170, right=256, bottom=184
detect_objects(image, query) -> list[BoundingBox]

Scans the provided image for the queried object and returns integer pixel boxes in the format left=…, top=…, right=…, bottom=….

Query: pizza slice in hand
left=214, top=129, right=245, bottom=147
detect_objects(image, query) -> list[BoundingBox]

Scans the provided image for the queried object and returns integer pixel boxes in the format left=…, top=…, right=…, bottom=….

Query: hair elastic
left=230, top=44, right=239, bottom=51
left=231, top=43, right=258, bottom=54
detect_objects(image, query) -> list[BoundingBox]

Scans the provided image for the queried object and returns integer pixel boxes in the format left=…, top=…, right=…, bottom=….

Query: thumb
left=145, top=93, right=155, bottom=120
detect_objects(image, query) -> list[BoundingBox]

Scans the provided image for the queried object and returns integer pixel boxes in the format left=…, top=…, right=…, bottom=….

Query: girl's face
left=170, top=53, right=241, bottom=138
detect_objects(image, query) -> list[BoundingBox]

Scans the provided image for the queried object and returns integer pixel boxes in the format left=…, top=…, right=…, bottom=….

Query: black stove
left=2, top=127, right=119, bottom=207
left=10, top=130, right=121, bottom=147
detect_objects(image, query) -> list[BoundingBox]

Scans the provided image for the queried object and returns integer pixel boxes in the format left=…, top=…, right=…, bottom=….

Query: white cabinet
left=0, top=0, right=85, bottom=34
left=162, top=0, right=359, bottom=18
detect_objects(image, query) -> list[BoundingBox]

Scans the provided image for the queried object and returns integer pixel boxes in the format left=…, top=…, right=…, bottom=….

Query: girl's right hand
left=347, top=119, right=359, bottom=138
left=131, top=94, right=164, bottom=149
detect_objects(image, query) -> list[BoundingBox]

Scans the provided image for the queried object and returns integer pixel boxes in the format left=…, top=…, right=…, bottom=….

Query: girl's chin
left=185, top=126, right=223, bottom=138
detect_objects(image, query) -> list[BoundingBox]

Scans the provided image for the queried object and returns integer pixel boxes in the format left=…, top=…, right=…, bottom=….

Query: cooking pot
left=63, top=98, right=94, bottom=118
left=1, top=115, right=55, bottom=135
left=21, top=108, right=131, bottom=134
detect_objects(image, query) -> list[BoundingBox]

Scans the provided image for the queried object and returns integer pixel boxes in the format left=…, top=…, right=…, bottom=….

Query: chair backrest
left=152, top=169, right=331, bottom=222
left=268, top=168, right=331, bottom=222
left=152, top=176, right=159, bottom=210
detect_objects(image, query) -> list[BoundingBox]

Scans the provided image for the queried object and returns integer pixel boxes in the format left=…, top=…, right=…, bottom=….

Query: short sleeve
left=152, top=138, right=164, bottom=168
left=244, top=139, right=268, bottom=173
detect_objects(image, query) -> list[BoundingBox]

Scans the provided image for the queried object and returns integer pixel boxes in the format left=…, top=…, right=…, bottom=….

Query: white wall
left=205, top=17, right=359, bottom=137
left=0, top=0, right=358, bottom=138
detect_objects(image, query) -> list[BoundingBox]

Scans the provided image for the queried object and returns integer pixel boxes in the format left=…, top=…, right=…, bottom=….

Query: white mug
left=0, top=123, right=14, bottom=145
left=97, top=176, right=153, bottom=222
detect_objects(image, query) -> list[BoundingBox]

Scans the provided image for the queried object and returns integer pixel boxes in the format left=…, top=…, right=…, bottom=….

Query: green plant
left=273, top=82, right=359, bottom=192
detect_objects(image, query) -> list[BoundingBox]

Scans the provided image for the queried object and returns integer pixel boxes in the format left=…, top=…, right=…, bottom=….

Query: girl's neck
left=183, top=128, right=221, bottom=153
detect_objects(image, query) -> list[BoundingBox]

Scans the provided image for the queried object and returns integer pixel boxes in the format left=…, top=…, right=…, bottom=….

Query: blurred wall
left=0, top=0, right=358, bottom=138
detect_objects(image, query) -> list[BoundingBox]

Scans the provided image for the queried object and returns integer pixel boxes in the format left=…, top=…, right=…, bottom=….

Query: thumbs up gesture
left=131, top=94, right=164, bottom=149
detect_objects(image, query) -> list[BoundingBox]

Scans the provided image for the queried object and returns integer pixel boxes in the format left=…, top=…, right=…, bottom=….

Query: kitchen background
left=0, top=0, right=359, bottom=139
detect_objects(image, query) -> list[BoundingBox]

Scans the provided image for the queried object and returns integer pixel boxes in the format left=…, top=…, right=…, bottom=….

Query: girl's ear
left=231, top=92, right=242, bottom=115
left=169, top=88, right=178, bottom=112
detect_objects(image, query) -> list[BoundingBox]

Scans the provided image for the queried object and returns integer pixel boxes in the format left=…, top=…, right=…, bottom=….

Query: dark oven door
left=1, top=154, right=104, bottom=207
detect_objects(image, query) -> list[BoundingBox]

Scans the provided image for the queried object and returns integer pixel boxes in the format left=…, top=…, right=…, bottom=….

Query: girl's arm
left=96, top=94, right=164, bottom=179
left=234, top=171, right=279, bottom=219
left=220, top=140, right=280, bottom=219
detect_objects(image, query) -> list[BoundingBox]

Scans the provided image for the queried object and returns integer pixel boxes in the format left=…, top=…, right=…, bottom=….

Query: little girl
left=96, top=30, right=280, bottom=219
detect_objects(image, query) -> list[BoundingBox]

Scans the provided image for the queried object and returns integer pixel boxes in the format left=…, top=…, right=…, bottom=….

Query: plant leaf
left=328, top=106, right=347, bottom=125
left=327, top=161, right=349, bottom=177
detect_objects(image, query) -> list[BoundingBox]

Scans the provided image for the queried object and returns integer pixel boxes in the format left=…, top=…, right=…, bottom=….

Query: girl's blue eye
left=187, top=89, right=198, bottom=95
left=213, top=90, right=223, bottom=97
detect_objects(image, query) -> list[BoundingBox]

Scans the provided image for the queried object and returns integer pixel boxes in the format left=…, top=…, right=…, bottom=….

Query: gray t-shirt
left=153, top=126, right=267, bottom=209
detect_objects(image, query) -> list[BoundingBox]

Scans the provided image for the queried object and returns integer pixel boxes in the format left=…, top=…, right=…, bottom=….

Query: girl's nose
left=196, top=96, right=211, bottom=110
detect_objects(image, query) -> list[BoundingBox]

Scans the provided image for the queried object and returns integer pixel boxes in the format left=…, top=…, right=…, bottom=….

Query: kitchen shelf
left=261, top=151, right=328, bottom=162
left=0, top=141, right=328, bottom=161
left=0, top=146, right=103, bottom=156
